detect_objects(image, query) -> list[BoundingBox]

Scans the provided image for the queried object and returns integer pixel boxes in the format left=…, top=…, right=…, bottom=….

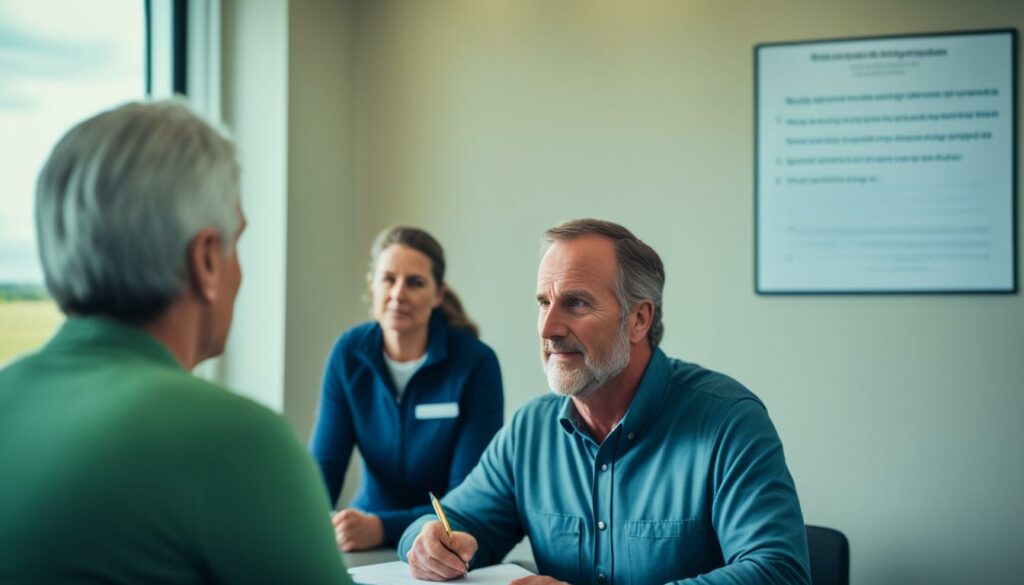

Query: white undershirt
left=383, top=351, right=428, bottom=401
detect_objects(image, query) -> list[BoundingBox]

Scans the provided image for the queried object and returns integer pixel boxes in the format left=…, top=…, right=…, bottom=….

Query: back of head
left=370, top=226, right=479, bottom=336
left=543, top=218, right=666, bottom=346
left=35, top=99, right=241, bottom=324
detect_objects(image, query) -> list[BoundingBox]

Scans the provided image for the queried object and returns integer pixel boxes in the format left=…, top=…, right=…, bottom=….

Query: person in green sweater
left=0, top=100, right=351, bottom=584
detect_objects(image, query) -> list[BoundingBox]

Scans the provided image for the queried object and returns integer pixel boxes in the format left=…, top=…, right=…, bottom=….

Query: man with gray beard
left=398, top=219, right=810, bottom=585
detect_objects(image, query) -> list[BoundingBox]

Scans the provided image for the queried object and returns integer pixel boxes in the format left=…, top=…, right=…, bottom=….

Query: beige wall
left=224, top=2, right=1024, bottom=583
left=283, top=0, right=364, bottom=459
left=221, top=0, right=369, bottom=508
left=220, top=0, right=289, bottom=411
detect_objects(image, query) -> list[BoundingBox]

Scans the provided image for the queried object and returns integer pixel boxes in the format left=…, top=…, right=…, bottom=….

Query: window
left=0, top=0, right=145, bottom=364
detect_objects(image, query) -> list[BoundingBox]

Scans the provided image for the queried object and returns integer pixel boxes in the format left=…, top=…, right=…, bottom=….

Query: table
left=343, top=548, right=401, bottom=568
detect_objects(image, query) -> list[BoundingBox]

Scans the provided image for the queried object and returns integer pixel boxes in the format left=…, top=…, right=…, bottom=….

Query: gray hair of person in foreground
left=35, top=99, right=241, bottom=323
left=543, top=218, right=666, bottom=346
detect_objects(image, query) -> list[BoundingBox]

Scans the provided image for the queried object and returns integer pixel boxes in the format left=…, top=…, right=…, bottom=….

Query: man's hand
left=509, top=577, right=570, bottom=585
left=406, top=521, right=478, bottom=581
left=332, top=509, right=384, bottom=551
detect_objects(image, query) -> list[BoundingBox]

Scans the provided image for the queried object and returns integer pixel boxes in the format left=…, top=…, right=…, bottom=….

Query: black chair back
left=806, top=525, right=849, bottom=585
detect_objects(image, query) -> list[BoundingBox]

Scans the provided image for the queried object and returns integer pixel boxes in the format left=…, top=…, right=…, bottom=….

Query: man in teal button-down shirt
left=400, top=219, right=810, bottom=585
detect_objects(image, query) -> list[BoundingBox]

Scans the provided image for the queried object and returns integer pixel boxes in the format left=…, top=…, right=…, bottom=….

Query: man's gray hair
left=35, top=99, right=241, bottom=323
left=543, top=219, right=665, bottom=346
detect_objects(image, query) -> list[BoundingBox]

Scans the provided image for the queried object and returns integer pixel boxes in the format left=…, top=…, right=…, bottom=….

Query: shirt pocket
left=625, top=519, right=703, bottom=585
left=526, top=511, right=582, bottom=582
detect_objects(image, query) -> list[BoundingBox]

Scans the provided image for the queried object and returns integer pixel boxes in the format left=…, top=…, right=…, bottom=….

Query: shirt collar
left=46, top=315, right=182, bottom=369
left=557, top=346, right=671, bottom=441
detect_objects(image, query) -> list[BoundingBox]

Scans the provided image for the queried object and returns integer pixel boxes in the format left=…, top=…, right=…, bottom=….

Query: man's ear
left=629, top=300, right=655, bottom=344
left=187, top=227, right=223, bottom=304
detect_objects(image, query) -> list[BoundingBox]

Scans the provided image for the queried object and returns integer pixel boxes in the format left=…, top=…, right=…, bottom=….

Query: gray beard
left=544, top=320, right=631, bottom=398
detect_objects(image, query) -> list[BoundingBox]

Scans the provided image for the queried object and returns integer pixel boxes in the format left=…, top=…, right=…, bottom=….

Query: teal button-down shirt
left=398, top=348, right=810, bottom=585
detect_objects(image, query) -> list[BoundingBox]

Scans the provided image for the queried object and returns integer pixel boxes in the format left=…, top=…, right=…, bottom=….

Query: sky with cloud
left=0, top=0, right=144, bottom=284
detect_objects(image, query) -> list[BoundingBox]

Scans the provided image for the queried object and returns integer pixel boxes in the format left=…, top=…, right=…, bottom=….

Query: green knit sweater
left=0, top=316, right=351, bottom=584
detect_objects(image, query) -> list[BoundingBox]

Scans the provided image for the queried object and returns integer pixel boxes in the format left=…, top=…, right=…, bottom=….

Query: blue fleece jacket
left=310, top=311, right=504, bottom=544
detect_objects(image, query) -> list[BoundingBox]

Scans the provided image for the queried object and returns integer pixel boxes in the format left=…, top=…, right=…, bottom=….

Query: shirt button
left=601, top=463, right=608, bottom=471
left=627, top=432, right=636, bottom=440
left=597, top=520, right=607, bottom=530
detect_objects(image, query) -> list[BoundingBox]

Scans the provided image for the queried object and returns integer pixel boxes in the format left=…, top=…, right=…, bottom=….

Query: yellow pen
left=429, top=491, right=454, bottom=538
left=429, top=491, right=468, bottom=575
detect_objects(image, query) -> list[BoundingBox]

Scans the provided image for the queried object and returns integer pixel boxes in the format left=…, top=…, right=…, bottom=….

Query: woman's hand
left=332, top=509, right=384, bottom=551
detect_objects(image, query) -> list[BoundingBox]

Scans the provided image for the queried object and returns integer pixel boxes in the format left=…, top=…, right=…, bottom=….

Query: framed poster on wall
left=755, top=29, right=1017, bottom=294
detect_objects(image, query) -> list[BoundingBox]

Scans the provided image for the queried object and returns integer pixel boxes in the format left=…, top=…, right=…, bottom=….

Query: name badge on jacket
left=415, top=402, right=460, bottom=420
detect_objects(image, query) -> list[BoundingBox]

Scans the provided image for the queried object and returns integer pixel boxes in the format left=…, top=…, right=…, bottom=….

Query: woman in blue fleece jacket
left=310, top=227, right=504, bottom=551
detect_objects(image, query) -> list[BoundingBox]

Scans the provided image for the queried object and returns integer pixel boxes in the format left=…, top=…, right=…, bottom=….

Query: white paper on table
left=349, top=560, right=533, bottom=585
